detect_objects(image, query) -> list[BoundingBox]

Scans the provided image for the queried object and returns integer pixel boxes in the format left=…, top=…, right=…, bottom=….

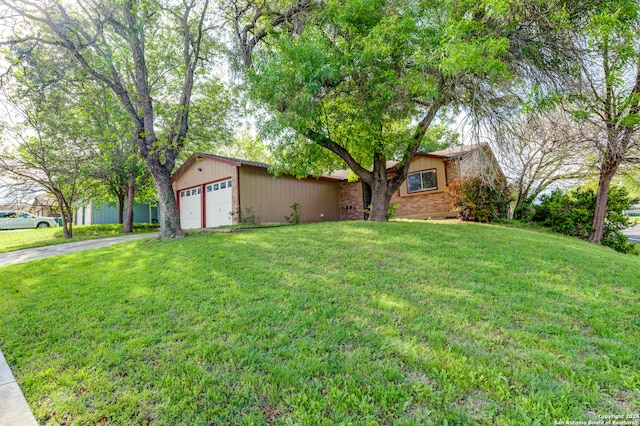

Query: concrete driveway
left=0, top=232, right=158, bottom=267
left=622, top=224, right=640, bottom=244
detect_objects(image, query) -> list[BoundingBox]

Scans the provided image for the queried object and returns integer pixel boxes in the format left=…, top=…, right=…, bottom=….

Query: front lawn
left=0, top=223, right=159, bottom=253
left=0, top=221, right=638, bottom=425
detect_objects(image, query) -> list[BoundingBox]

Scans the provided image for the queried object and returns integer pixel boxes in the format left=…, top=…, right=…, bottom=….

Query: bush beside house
left=448, top=176, right=512, bottom=223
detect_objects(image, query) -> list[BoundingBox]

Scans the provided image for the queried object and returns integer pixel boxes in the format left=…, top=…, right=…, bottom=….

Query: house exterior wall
left=31, top=199, right=57, bottom=217
left=172, top=157, right=240, bottom=226
left=74, top=202, right=94, bottom=225
left=446, top=160, right=460, bottom=185
left=397, top=156, right=447, bottom=197
left=172, top=157, right=237, bottom=192
left=340, top=181, right=366, bottom=220
left=239, top=167, right=340, bottom=223
left=391, top=189, right=455, bottom=219
left=391, top=156, right=456, bottom=219
left=74, top=202, right=159, bottom=225
left=91, top=202, right=120, bottom=224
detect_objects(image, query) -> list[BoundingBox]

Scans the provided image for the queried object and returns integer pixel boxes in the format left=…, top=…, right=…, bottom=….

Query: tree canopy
left=234, top=0, right=589, bottom=220
left=1, top=0, right=226, bottom=238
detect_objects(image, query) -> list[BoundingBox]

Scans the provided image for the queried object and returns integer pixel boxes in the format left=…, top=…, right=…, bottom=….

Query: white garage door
left=179, top=187, right=202, bottom=229
left=205, top=179, right=233, bottom=227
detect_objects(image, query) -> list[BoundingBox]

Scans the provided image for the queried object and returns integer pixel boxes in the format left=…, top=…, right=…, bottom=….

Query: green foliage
left=53, top=223, right=160, bottom=238
left=215, top=130, right=272, bottom=164
left=365, top=201, right=400, bottom=219
left=229, top=207, right=259, bottom=225
left=532, top=186, right=636, bottom=254
left=387, top=202, right=400, bottom=220
left=418, top=123, right=461, bottom=154
left=285, top=202, right=303, bottom=224
left=246, top=0, right=550, bottom=176
left=513, top=195, right=537, bottom=221
left=449, top=176, right=512, bottom=222
left=1, top=222, right=639, bottom=424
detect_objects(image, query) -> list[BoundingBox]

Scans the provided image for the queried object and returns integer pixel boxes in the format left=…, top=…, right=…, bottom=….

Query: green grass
left=0, top=221, right=639, bottom=425
left=0, top=224, right=159, bottom=253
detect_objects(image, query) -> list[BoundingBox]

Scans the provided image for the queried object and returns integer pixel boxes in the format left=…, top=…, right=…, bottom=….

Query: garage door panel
left=179, top=187, right=202, bottom=229
left=205, top=179, right=232, bottom=227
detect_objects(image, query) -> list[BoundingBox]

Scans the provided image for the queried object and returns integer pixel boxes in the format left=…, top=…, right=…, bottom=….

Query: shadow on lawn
left=1, top=221, right=638, bottom=424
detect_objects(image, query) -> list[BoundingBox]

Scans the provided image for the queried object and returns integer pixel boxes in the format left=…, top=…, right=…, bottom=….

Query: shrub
left=448, top=176, right=512, bottom=223
left=513, top=195, right=536, bottom=221
left=532, top=186, right=636, bottom=254
left=387, top=202, right=400, bottom=220
left=285, top=203, right=302, bottom=224
left=230, top=207, right=259, bottom=225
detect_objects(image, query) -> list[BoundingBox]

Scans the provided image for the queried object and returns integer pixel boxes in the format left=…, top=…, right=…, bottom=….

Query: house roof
left=173, top=144, right=493, bottom=183
left=198, top=153, right=272, bottom=170
left=32, top=195, right=56, bottom=206
left=429, top=144, right=485, bottom=159
left=172, top=153, right=341, bottom=182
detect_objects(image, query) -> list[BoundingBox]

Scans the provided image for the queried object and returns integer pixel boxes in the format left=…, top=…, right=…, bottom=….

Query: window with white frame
left=407, top=170, right=437, bottom=193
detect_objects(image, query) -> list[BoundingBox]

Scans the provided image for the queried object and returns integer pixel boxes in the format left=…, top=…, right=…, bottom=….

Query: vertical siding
left=172, top=157, right=236, bottom=192
left=239, top=168, right=340, bottom=223
left=173, top=157, right=240, bottom=228
left=92, top=203, right=120, bottom=224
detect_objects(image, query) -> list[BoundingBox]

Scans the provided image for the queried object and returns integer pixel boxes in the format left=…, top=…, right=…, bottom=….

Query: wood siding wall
left=239, top=168, right=340, bottom=223
left=172, top=157, right=240, bottom=226
left=397, top=156, right=447, bottom=197
left=172, top=157, right=237, bottom=192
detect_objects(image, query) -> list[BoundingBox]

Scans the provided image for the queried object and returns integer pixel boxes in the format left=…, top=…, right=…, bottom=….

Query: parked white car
left=0, top=211, right=58, bottom=230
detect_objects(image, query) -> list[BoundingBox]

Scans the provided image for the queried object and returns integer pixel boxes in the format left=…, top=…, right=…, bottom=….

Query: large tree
left=564, top=0, right=640, bottom=243
left=86, top=88, right=153, bottom=233
left=490, top=108, right=590, bottom=217
left=0, top=83, right=95, bottom=238
left=1, top=0, right=215, bottom=238
left=230, top=0, right=593, bottom=220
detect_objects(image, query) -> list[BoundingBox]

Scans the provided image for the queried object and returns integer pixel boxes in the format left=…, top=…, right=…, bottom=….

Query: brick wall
left=445, top=160, right=459, bottom=186
left=391, top=160, right=460, bottom=219
left=340, top=181, right=366, bottom=220
left=391, top=189, right=456, bottom=220
left=338, top=163, right=462, bottom=220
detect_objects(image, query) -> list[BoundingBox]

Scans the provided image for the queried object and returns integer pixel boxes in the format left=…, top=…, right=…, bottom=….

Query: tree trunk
left=117, top=194, right=125, bottom=225
left=54, top=192, right=72, bottom=239
left=148, top=161, right=183, bottom=238
left=368, top=181, right=394, bottom=221
left=122, top=180, right=135, bottom=233
left=366, top=153, right=400, bottom=222
left=59, top=203, right=73, bottom=239
left=588, top=161, right=619, bottom=243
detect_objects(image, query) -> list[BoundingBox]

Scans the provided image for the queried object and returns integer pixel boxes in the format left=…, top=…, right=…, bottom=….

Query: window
left=197, top=187, right=201, bottom=194
left=213, top=183, right=219, bottom=191
left=181, top=191, right=185, bottom=198
left=407, top=170, right=437, bottom=193
left=206, top=185, right=212, bottom=192
left=220, top=181, right=227, bottom=189
left=227, top=180, right=232, bottom=188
